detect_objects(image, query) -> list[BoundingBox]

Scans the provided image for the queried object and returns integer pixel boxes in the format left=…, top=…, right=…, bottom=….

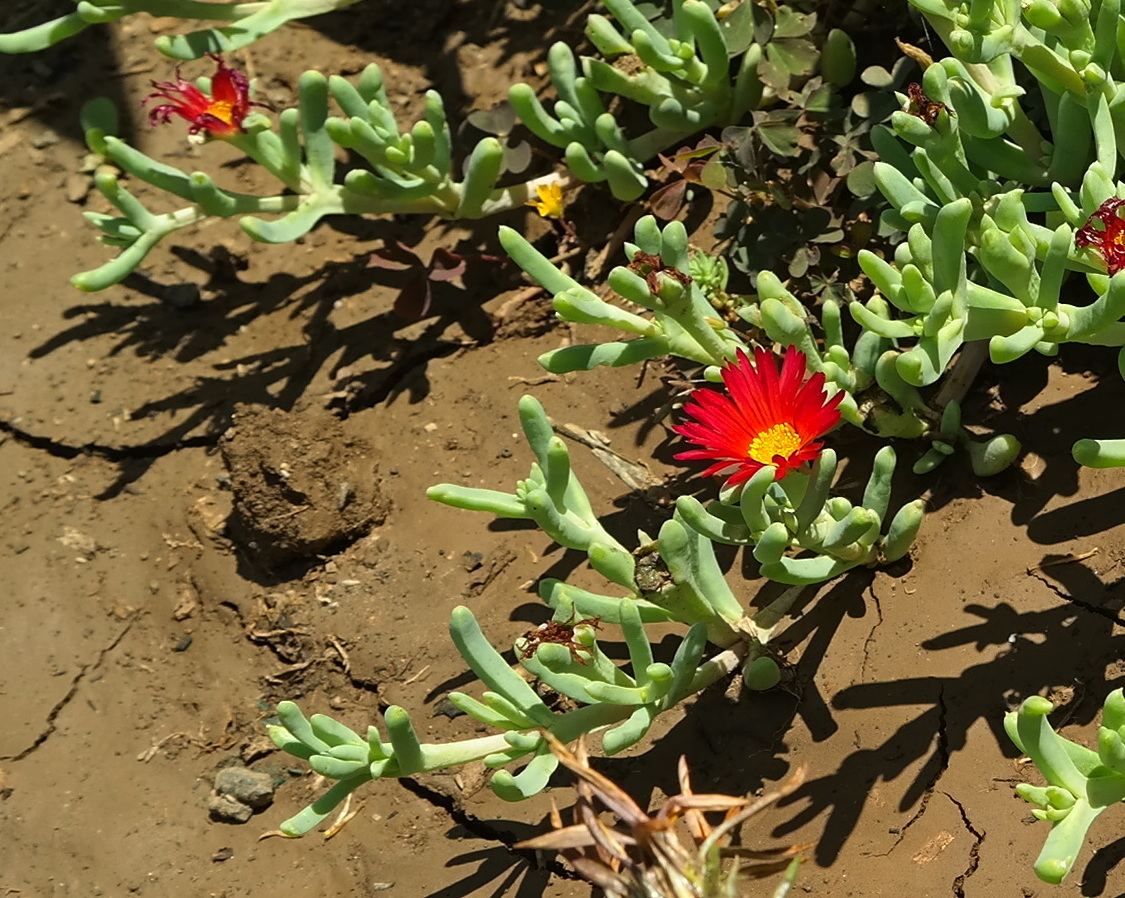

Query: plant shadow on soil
left=0, top=6, right=130, bottom=144
left=25, top=211, right=547, bottom=497
left=10, top=4, right=1125, bottom=896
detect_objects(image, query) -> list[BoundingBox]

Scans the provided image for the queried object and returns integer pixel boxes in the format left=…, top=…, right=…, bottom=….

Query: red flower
left=144, top=54, right=257, bottom=138
left=1076, top=198, right=1125, bottom=275
left=673, top=346, right=843, bottom=486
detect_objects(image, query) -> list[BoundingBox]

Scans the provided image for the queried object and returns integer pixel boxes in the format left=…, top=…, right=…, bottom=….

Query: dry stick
left=1026, top=548, right=1100, bottom=573
left=932, top=340, right=990, bottom=411
left=327, top=634, right=351, bottom=674
left=322, top=793, right=361, bottom=839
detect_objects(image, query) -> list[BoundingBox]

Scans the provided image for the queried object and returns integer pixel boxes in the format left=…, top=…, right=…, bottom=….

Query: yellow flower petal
left=526, top=181, right=565, bottom=219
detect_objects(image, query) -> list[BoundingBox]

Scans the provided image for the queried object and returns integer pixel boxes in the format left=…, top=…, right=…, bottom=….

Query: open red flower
left=144, top=54, right=257, bottom=138
left=1076, top=198, right=1125, bottom=275
left=673, top=346, right=843, bottom=486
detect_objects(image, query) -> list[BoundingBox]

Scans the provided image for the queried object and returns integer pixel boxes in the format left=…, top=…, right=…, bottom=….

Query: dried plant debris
left=518, top=734, right=807, bottom=898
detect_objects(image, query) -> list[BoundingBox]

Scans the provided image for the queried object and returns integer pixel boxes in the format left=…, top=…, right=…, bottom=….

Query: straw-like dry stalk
left=517, top=734, right=808, bottom=898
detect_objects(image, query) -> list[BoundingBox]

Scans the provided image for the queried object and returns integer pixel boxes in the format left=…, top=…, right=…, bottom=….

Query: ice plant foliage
left=143, top=54, right=257, bottom=138
left=1075, top=198, right=1125, bottom=276
left=61, top=0, right=830, bottom=291
left=674, top=347, right=843, bottom=486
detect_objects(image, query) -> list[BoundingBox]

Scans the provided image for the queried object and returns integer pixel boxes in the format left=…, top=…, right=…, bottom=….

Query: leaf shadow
left=26, top=230, right=500, bottom=498
left=432, top=837, right=559, bottom=898
left=775, top=584, right=1125, bottom=867
left=0, top=5, right=131, bottom=145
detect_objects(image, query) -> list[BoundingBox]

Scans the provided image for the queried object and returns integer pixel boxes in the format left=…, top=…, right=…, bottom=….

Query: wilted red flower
left=905, top=82, right=947, bottom=126
left=1075, top=198, right=1125, bottom=275
left=144, top=54, right=257, bottom=138
left=673, top=346, right=843, bottom=485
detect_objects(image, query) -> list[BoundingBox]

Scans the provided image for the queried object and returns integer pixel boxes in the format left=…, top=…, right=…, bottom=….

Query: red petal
left=673, top=344, right=844, bottom=485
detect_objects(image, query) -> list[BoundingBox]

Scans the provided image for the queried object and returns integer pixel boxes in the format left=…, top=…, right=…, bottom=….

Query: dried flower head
left=673, top=347, right=843, bottom=486
left=1075, top=198, right=1125, bottom=275
left=518, top=616, right=602, bottom=664
left=144, top=54, right=259, bottom=138
left=517, top=734, right=807, bottom=898
left=628, top=250, right=693, bottom=294
left=905, top=82, right=947, bottom=126
left=526, top=181, right=566, bottom=219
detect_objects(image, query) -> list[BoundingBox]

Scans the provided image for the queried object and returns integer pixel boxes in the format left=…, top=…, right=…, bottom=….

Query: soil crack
left=0, top=416, right=214, bottom=461
left=942, top=790, right=984, bottom=897
left=1028, top=569, right=1125, bottom=625
left=2, top=615, right=136, bottom=762
left=320, top=649, right=575, bottom=878
left=859, top=581, right=884, bottom=683
left=874, top=682, right=950, bottom=856
left=397, top=774, right=578, bottom=880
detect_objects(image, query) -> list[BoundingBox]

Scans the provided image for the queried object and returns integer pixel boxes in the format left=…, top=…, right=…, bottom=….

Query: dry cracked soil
left=3, top=2, right=1125, bottom=897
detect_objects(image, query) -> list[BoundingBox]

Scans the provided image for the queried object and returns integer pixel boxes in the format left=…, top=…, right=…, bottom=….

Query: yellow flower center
left=208, top=99, right=237, bottom=126
left=747, top=422, right=802, bottom=464
left=526, top=182, right=565, bottom=219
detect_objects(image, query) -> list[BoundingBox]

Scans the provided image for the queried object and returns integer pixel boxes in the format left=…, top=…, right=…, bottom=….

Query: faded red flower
left=673, top=346, right=843, bottom=485
left=905, top=82, right=947, bottom=126
left=144, top=54, right=257, bottom=138
left=1075, top=198, right=1125, bottom=275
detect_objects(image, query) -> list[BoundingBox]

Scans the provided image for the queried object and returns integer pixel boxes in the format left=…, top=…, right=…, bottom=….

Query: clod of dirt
left=220, top=405, right=389, bottom=567
left=57, top=526, right=98, bottom=559
left=209, top=767, right=275, bottom=823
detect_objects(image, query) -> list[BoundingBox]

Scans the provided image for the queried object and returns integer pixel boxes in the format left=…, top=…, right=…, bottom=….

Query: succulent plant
left=0, top=0, right=365, bottom=59
left=1007, top=689, right=1125, bottom=884
left=860, top=0, right=1125, bottom=468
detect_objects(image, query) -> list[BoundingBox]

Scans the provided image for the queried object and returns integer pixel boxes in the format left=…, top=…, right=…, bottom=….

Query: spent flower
left=673, top=347, right=843, bottom=485
left=1075, top=198, right=1125, bottom=276
left=144, top=54, right=258, bottom=138
left=904, top=82, right=947, bottom=127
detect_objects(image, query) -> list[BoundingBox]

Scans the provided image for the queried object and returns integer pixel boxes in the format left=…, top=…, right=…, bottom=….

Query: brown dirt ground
left=3, top=3, right=1125, bottom=897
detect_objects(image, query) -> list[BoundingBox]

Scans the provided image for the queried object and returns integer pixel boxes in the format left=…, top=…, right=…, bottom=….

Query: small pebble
left=432, top=698, right=464, bottom=720
left=65, top=173, right=89, bottom=204
left=162, top=283, right=201, bottom=308
left=462, top=551, right=484, bottom=572
left=31, top=129, right=59, bottom=149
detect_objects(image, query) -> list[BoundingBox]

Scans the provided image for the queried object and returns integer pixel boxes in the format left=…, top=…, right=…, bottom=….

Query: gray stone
left=214, top=766, right=275, bottom=809
left=208, top=791, right=253, bottom=824
left=31, top=129, right=59, bottom=149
